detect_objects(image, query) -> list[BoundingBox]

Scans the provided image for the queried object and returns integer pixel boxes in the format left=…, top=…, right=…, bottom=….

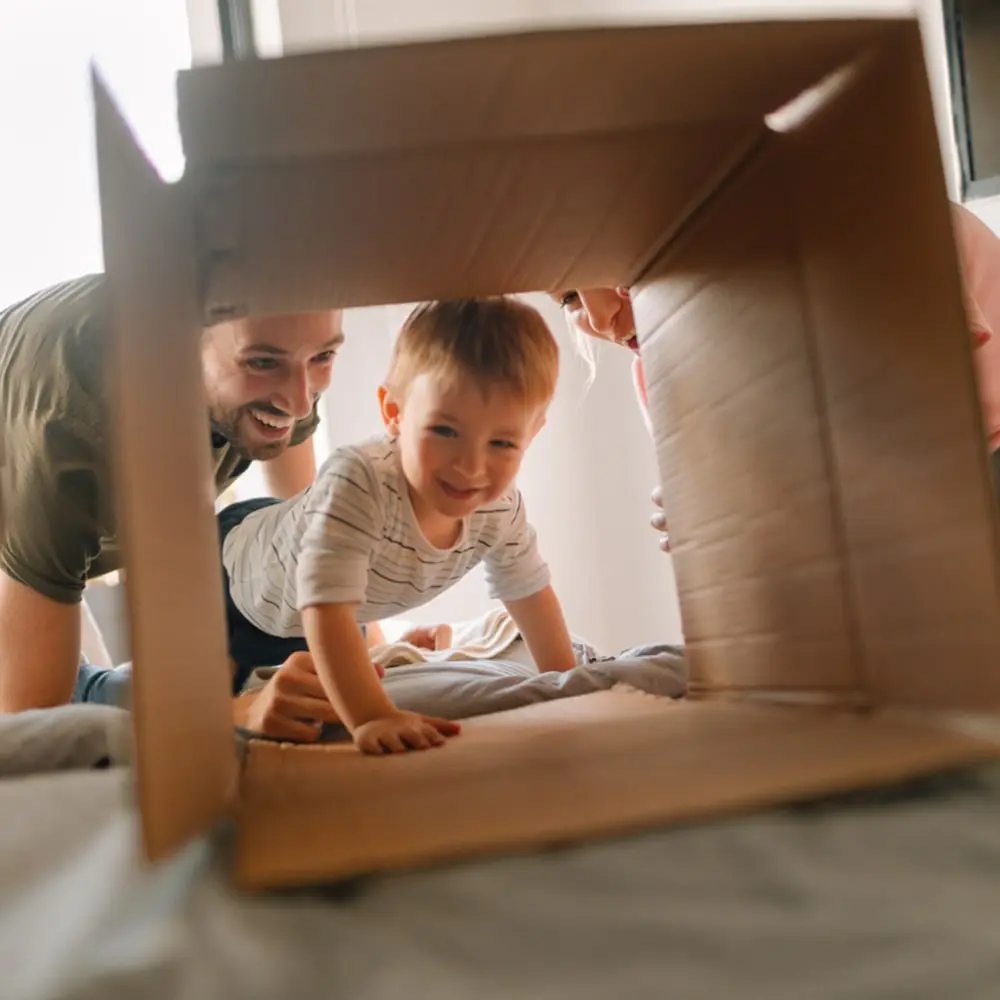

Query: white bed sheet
left=4, top=757, right=1000, bottom=1000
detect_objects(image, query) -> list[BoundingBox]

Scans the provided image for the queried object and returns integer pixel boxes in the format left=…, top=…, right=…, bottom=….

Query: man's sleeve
left=0, top=412, right=107, bottom=605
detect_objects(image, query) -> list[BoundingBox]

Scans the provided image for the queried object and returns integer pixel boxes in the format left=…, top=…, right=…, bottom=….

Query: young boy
left=221, top=297, right=577, bottom=754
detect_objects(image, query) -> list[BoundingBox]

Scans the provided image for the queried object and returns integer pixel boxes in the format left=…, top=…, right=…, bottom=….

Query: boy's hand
left=353, top=711, right=461, bottom=755
left=650, top=485, right=669, bottom=553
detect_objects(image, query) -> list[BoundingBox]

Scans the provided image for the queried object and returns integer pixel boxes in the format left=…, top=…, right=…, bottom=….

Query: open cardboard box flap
left=92, top=16, right=1000, bottom=889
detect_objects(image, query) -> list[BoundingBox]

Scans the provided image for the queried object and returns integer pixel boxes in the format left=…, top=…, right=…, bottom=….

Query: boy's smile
left=380, top=373, right=546, bottom=544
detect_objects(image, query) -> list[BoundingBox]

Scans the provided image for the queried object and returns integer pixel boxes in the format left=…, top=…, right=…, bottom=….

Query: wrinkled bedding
left=0, top=647, right=686, bottom=778
left=242, top=641, right=687, bottom=744
left=4, top=652, right=1000, bottom=1000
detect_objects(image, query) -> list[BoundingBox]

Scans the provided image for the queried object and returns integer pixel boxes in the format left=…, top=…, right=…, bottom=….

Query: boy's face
left=380, top=374, right=547, bottom=523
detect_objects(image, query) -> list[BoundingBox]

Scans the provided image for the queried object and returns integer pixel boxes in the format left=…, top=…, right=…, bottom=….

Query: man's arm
left=0, top=572, right=81, bottom=711
left=261, top=439, right=316, bottom=499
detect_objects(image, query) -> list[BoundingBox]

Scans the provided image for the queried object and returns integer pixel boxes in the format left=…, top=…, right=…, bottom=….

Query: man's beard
left=209, top=402, right=292, bottom=461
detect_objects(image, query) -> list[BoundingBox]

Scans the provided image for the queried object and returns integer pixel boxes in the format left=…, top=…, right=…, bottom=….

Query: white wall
left=336, top=302, right=680, bottom=650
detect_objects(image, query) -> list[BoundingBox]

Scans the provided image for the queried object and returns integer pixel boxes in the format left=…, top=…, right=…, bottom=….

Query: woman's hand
left=650, top=485, right=669, bottom=553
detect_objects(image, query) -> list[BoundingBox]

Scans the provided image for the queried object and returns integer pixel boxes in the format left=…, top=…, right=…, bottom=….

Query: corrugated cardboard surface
left=234, top=690, right=1000, bottom=889
left=634, top=142, right=858, bottom=696
left=192, top=127, right=763, bottom=321
left=175, top=21, right=900, bottom=320
left=635, top=23, right=1000, bottom=708
left=94, top=75, right=238, bottom=861
left=177, top=21, right=895, bottom=163
left=93, top=16, right=1000, bottom=878
left=787, top=30, right=1000, bottom=709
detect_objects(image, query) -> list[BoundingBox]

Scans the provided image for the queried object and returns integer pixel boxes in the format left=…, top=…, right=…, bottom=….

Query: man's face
left=201, top=311, right=344, bottom=461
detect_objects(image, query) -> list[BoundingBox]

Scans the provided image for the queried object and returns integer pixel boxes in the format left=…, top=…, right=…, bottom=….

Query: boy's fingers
left=401, top=728, right=431, bottom=751
left=423, top=726, right=446, bottom=747
left=428, top=717, right=461, bottom=736
left=380, top=732, right=407, bottom=754
left=650, top=512, right=667, bottom=532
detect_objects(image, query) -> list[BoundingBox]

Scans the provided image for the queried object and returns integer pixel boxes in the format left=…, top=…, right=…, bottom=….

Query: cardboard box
left=93, top=16, right=1000, bottom=890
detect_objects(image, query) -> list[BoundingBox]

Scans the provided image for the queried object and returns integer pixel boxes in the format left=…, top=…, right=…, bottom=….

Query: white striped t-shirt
left=221, top=436, right=551, bottom=637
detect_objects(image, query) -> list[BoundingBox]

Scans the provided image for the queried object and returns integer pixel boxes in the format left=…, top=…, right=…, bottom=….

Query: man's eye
left=245, top=357, right=279, bottom=372
left=430, top=425, right=457, bottom=438
left=559, top=291, right=580, bottom=309
left=312, top=350, right=337, bottom=365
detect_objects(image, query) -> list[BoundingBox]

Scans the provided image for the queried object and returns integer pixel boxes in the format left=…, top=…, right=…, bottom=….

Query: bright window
left=0, top=0, right=191, bottom=306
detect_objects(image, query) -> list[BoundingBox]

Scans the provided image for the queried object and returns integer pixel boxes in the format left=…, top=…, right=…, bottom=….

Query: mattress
left=4, top=660, right=1000, bottom=999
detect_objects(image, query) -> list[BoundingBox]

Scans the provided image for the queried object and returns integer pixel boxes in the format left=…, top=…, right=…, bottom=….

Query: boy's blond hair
left=385, top=298, right=559, bottom=407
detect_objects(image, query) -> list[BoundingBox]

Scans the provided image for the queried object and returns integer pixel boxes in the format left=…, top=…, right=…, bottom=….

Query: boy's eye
left=559, top=291, right=580, bottom=309
left=429, top=425, right=457, bottom=438
left=491, top=439, right=518, bottom=450
left=245, top=357, right=279, bottom=372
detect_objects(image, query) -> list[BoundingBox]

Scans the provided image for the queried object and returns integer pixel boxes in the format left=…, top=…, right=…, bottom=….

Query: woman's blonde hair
left=386, top=297, right=559, bottom=406
left=567, top=317, right=598, bottom=386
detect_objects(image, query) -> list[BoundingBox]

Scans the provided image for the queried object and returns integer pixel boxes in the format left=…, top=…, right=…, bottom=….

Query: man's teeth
left=252, top=409, right=292, bottom=430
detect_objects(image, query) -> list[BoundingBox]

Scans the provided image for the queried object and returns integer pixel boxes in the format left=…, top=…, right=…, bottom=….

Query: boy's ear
left=530, top=407, right=548, bottom=440
left=378, top=385, right=401, bottom=434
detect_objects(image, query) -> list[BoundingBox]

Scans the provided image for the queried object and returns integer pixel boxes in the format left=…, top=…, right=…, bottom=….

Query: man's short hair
left=386, top=297, right=559, bottom=406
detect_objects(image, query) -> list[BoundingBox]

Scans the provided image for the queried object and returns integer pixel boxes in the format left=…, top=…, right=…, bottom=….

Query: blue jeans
left=218, top=498, right=311, bottom=694
left=72, top=661, right=133, bottom=709
left=74, top=498, right=308, bottom=709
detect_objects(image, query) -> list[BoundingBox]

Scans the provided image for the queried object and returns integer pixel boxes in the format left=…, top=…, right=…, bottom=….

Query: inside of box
left=177, top=20, right=902, bottom=320
left=633, top=28, right=1000, bottom=709
left=92, top=18, right=1000, bottom=872
left=234, top=688, right=1000, bottom=889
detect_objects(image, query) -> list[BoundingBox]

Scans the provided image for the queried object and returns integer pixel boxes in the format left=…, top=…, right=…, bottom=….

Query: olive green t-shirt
left=0, top=274, right=319, bottom=604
